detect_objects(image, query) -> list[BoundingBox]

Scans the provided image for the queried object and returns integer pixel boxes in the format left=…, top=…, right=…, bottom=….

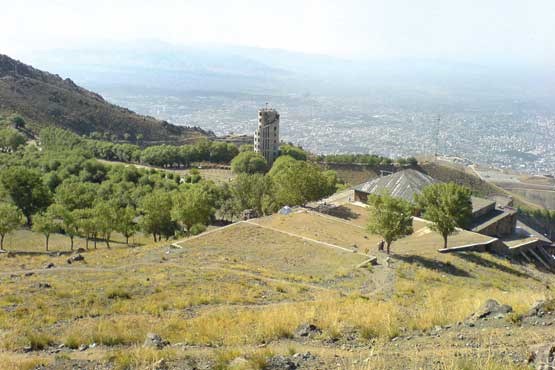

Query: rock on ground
left=295, top=323, right=322, bottom=338
left=144, top=333, right=169, bottom=349
left=471, top=299, right=512, bottom=320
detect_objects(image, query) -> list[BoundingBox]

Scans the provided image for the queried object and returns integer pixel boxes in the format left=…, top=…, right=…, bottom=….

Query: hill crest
left=0, top=54, right=213, bottom=144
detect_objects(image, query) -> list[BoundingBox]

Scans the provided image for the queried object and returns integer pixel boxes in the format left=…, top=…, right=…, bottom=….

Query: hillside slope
left=418, top=161, right=542, bottom=210
left=0, top=54, right=212, bottom=144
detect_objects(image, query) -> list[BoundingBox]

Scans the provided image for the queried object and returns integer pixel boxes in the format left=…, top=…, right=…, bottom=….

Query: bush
left=189, top=223, right=207, bottom=236
left=106, top=288, right=132, bottom=300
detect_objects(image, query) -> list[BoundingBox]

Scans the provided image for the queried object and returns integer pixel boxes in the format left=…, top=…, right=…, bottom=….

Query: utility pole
left=434, top=115, right=441, bottom=161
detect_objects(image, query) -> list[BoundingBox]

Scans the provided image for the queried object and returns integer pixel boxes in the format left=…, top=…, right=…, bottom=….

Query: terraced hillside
left=1, top=205, right=554, bottom=369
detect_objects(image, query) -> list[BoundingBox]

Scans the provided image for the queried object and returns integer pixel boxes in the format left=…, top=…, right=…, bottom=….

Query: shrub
left=106, top=288, right=132, bottom=300
left=189, top=223, right=207, bottom=236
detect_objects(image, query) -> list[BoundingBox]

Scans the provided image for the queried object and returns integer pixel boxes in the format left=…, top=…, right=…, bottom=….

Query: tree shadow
left=326, top=205, right=360, bottom=221
left=454, top=252, right=535, bottom=279
left=392, top=254, right=472, bottom=277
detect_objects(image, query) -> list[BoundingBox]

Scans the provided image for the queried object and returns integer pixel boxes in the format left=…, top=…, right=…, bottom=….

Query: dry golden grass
left=0, top=352, right=52, bottom=370
left=1, top=208, right=554, bottom=368
left=251, top=209, right=492, bottom=258
left=2, top=228, right=154, bottom=252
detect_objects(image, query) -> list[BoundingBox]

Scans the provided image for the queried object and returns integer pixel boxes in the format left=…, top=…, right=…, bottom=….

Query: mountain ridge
left=0, top=54, right=213, bottom=144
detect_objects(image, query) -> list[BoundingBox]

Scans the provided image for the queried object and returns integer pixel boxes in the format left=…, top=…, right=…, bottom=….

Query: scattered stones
left=528, top=343, right=555, bottom=369
left=78, top=344, right=88, bottom=351
left=144, top=333, right=169, bottom=349
left=295, top=323, right=322, bottom=338
left=292, top=352, right=316, bottom=361
left=44, top=262, right=55, bottom=269
left=527, top=300, right=555, bottom=318
left=23, top=345, right=32, bottom=353
left=470, top=299, right=512, bottom=320
left=265, top=355, right=297, bottom=369
left=67, top=254, right=85, bottom=264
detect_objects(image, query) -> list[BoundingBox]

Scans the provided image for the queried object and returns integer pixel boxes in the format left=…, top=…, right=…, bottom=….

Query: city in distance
left=26, top=42, right=555, bottom=175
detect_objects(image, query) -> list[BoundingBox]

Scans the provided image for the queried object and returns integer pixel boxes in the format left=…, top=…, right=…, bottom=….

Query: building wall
left=476, top=212, right=517, bottom=237
left=354, top=190, right=369, bottom=203
left=254, top=109, right=280, bottom=166
left=472, top=202, right=496, bottom=219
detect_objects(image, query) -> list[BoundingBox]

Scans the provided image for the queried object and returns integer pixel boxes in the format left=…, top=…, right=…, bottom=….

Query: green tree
left=48, top=205, right=79, bottom=250
left=0, top=128, right=26, bottom=152
left=239, top=144, right=254, bottom=152
left=539, top=208, right=555, bottom=240
left=0, top=167, right=51, bottom=224
left=367, top=192, right=414, bottom=254
left=407, top=157, right=418, bottom=166
left=231, top=173, right=273, bottom=216
left=140, top=190, right=175, bottom=242
left=8, top=114, right=26, bottom=129
left=0, top=203, right=24, bottom=250
left=32, top=211, right=59, bottom=251
left=415, top=183, right=472, bottom=248
left=74, top=208, right=96, bottom=250
left=115, top=206, right=138, bottom=245
left=54, top=181, right=98, bottom=211
left=171, top=185, right=215, bottom=233
left=231, top=151, right=267, bottom=174
left=280, top=144, right=307, bottom=161
left=94, top=201, right=117, bottom=248
left=269, top=156, right=336, bottom=207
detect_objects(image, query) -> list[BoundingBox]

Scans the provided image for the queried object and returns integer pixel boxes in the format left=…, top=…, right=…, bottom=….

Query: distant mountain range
left=19, top=41, right=555, bottom=108
left=0, top=54, right=213, bottom=143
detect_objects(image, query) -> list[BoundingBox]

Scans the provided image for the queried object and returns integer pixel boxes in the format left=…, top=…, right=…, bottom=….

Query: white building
left=254, top=108, right=280, bottom=165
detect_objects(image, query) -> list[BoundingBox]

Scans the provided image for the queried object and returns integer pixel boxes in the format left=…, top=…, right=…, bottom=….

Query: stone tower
left=254, top=107, right=280, bottom=166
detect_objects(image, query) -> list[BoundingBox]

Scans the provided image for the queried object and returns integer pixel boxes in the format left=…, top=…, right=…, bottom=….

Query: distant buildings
left=254, top=107, right=280, bottom=166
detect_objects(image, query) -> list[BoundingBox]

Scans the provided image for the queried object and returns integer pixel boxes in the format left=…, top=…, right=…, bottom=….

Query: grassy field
left=254, top=207, right=493, bottom=257
left=98, top=159, right=235, bottom=184
left=1, top=205, right=554, bottom=369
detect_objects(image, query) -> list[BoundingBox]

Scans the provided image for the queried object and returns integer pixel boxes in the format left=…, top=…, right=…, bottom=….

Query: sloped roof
left=354, top=169, right=437, bottom=203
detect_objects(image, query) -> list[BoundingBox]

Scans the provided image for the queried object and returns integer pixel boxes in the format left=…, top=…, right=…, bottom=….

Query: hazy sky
left=1, top=0, right=554, bottom=65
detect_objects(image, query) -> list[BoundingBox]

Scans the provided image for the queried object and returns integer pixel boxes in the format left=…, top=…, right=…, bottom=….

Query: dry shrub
left=0, top=353, right=52, bottom=370
left=108, top=346, right=176, bottom=370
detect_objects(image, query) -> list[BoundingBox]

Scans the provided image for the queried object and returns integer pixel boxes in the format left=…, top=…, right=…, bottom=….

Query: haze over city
left=2, top=0, right=555, bottom=174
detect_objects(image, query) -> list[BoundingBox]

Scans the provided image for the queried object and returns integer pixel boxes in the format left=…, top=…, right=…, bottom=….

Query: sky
left=1, top=0, right=554, bottom=65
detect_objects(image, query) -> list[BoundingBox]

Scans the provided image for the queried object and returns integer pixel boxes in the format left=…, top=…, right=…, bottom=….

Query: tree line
left=40, top=127, right=239, bottom=168
left=320, top=153, right=418, bottom=167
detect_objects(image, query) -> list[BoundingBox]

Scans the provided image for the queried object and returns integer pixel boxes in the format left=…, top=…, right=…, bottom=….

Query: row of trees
left=321, top=153, right=418, bottom=167
left=367, top=182, right=472, bottom=253
left=40, top=127, right=240, bottom=168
